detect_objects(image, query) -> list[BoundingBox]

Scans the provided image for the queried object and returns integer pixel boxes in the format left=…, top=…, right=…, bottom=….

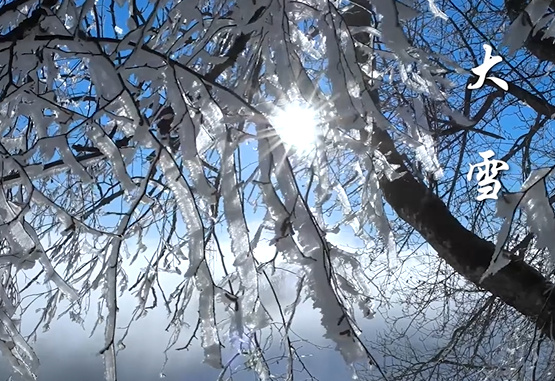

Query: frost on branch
left=483, top=168, right=555, bottom=281
left=518, top=168, right=555, bottom=269
left=0, top=270, right=38, bottom=381
left=503, top=0, right=551, bottom=54
left=0, top=0, right=456, bottom=379
left=481, top=192, right=520, bottom=282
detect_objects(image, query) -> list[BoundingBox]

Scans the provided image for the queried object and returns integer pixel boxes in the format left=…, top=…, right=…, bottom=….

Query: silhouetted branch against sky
left=1, top=0, right=555, bottom=380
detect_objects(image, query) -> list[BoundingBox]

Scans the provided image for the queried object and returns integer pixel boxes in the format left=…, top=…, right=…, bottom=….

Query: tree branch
left=505, top=0, right=555, bottom=64
left=368, top=125, right=555, bottom=339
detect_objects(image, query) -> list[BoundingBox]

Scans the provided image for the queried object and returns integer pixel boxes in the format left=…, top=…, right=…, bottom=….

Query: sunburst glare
left=269, top=102, right=320, bottom=157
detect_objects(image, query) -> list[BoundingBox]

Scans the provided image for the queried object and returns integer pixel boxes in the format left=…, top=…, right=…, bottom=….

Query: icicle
left=0, top=309, right=39, bottom=381
left=196, top=263, right=223, bottom=368
left=481, top=193, right=522, bottom=281
left=86, top=123, right=137, bottom=192
left=427, top=0, right=448, bottom=20
left=159, top=154, right=205, bottom=277
left=255, top=122, right=369, bottom=366
left=516, top=169, right=555, bottom=269
left=219, top=135, right=266, bottom=331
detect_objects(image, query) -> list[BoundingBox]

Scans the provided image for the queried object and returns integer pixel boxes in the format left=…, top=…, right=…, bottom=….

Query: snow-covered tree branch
left=1, top=0, right=555, bottom=380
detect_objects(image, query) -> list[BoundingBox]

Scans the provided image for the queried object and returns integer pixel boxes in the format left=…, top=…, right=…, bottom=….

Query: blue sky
left=3, top=0, right=554, bottom=379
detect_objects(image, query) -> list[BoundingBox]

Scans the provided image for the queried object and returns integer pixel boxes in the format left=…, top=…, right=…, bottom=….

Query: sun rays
left=269, top=102, right=320, bottom=157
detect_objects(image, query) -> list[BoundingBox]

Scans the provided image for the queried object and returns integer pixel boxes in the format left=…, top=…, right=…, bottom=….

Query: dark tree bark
left=345, top=0, right=555, bottom=340
left=368, top=125, right=555, bottom=339
left=6, top=0, right=555, bottom=345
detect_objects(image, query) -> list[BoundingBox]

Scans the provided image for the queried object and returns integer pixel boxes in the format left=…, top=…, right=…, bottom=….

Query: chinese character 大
left=468, top=44, right=508, bottom=91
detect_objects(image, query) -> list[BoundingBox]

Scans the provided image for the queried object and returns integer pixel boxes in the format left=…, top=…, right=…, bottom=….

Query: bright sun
left=270, top=103, right=320, bottom=156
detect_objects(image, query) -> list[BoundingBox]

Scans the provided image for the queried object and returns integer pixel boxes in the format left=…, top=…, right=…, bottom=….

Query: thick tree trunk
left=370, top=126, right=555, bottom=339
left=346, top=0, right=555, bottom=339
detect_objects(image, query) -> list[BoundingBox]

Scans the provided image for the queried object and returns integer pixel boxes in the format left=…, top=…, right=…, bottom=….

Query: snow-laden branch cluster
left=0, top=0, right=467, bottom=379
left=486, top=167, right=555, bottom=280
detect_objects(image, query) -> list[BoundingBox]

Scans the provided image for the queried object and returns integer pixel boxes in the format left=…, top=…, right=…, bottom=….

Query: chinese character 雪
left=468, top=44, right=508, bottom=91
left=467, top=150, right=509, bottom=201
